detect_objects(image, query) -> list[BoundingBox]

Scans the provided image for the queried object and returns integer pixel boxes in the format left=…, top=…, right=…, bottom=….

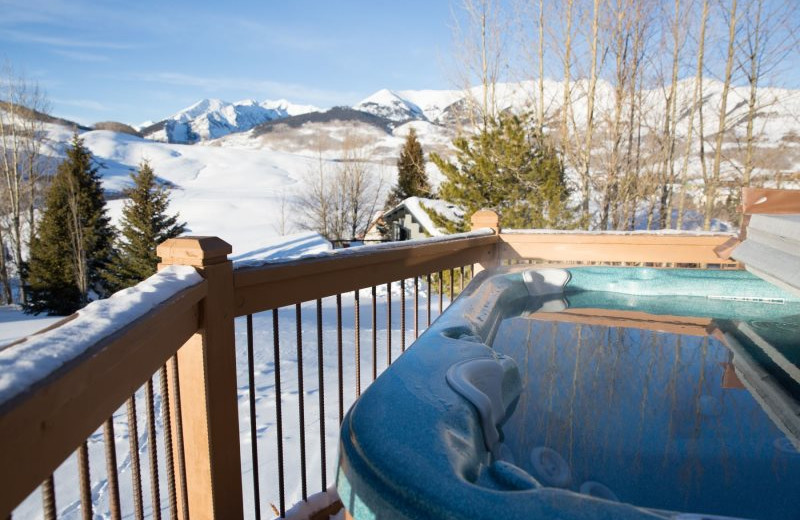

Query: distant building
left=376, top=197, right=464, bottom=241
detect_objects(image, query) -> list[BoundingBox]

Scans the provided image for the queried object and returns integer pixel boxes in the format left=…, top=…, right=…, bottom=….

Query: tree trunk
left=677, top=0, right=709, bottom=230
left=581, top=0, right=600, bottom=229
left=705, top=0, right=738, bottom=231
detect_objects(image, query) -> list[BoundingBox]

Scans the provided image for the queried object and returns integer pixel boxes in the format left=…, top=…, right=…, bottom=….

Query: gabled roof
left=382, top=197, right=464, bottom=237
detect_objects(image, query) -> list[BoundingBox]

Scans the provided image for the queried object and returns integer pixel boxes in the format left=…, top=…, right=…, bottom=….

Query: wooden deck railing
left=0, top=210, right=738, bottom=520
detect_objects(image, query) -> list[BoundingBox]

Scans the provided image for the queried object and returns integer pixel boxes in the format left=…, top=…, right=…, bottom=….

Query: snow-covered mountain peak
left=144, top=98, right=303, bottom=144
left=354, top=89, right=426, bottom=124
left=177, top=98, right=229, bottom=120
left=260, top=99, right=318, bottom=117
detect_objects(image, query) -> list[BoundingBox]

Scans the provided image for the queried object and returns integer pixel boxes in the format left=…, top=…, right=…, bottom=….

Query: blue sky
left=1, top=0, right=459, bottom=125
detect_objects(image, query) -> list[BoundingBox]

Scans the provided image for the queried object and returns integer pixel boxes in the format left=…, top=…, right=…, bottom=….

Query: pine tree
left=430, top=113, right=572, bottom=230
left=106, top=161, right=186, bottom=291
left=24, top=133, right=115, bottom=315
left=386, top=128, right=431, bottom=208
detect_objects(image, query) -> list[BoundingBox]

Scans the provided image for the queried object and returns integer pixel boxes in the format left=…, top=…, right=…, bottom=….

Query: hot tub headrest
left=446, top=354, right=522, bottom=457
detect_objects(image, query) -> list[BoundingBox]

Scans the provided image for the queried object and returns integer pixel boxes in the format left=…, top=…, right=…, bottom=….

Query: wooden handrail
left=500, top=230, right=738, bottom=264
left=0, top=280, right=206, bottom=518
left=233, top=232, right=500, bottom=316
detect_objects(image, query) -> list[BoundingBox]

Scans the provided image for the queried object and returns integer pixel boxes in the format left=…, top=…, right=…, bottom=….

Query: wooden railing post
left=471, top=209, right=501, bottom=272
left=157, top=237, right=244, bottom=520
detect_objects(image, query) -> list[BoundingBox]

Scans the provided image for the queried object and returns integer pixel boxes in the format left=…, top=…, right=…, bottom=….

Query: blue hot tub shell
left=336, top=267, right=800, bottom=520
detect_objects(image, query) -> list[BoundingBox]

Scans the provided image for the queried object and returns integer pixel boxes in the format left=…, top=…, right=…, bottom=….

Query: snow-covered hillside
left=28, top=123, right=376, bottom=254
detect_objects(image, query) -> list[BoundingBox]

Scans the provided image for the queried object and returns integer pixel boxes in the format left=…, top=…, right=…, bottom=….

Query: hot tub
left=337, top=267, right=800, bottom=520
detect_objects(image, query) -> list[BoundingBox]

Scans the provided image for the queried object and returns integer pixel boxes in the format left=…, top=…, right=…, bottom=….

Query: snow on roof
left=0, top=265, right=203, bottom=407
left=386, top=197, right=464, bottom=237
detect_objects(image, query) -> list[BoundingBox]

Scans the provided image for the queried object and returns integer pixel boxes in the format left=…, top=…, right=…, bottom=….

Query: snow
left=502, top=228, right=736, bottom=236
left=0, top=265, right=202, bottom=406
left=395, top=196, right=465, bottom=237
left=231, top=231, right=332, bottom=267
left=0, top=307, right=63, bottom=347
left=353, top=89, right=426, bottom=123
left=146, top=98, right=320, bottom=143
left=281, top=487, right=340, bottom=519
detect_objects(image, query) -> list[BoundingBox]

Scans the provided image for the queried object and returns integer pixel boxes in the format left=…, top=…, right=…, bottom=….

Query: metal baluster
left=296, top=303, right=308, bottom=502
left=460, top=266, right=465, bottom=293
left=386, top=283, right=392, bottom=366
left=159, top=365, right=178, bottom=519
left=426, top=274, right=432, bottom=328
left=246, top=315, right=261, bottom=520
left=316, top=299, right=327, bottom=491
left=438, top=271, right=443, bottom=314
left=272, top=309, right=286, bottom=517
left=127, top=396, right=144, bottom=520
left=42, top=475, right=56, bottom=520
left=169, top=357, right=189, bottom=520
left=449, top=268, right=454, bottom=306
left=78, top=441, right=92, bottom=520
left=400, top=279, right=406, bottom=352
left=354, top=290, right=361, bottom=397
left=371, top=286, right=377, bottom=381
left=414, top=277, right=419, bottom=339
left=103, top=418, right=121, bottom=520
left=145, top=379, right=161, bottom=520
left=337, top=294, right=344, bottom=424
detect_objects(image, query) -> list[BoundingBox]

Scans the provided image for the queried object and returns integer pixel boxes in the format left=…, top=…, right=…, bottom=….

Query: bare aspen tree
left=741, top=0, right=764, bottom=190
left=677, top=0, right=710, bottom=229
left=295, top=136, right=333, bottom=239
left=537, top=0, right=546, bottom=132
left=655, top=0, right=686, bottom=229
left=560, top=0, right=575, bottom=156
left=453, top=0, right=507, bottom=129
left=295, top=134, right=384, bottom=243
left=0, top=63, right=51, bottom=303
left=600, top=0, right=641, bottom=230
left=272, top=189, right=292, bottom=236
left=704, top=0, right=738, bottom=230
left=578, top=0, right=601, bottom=229
left=338, top=135, right=385, bottom=241
left=737, top=0, right=797, bottom=195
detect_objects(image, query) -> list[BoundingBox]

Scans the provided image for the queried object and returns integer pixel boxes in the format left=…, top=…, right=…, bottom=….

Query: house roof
left=383, top=197, right=464, bottom=237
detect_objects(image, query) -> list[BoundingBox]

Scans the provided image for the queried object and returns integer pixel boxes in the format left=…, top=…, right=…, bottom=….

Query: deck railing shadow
left=0, top=208, right=745, bottom=520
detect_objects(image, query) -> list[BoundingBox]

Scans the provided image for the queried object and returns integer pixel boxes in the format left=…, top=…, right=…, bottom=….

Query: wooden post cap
left=157, top=236, right=232, bottom=267
left=470, top=210, right=500, bottom=234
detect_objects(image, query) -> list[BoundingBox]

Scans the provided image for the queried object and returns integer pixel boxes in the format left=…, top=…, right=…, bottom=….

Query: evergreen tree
left=386, top=128, right=431, bottom=208
left=430, top=113, right=573, bottom=230
left=24, top=133, right=115, bottom=315
left=106, top=161, right=186, bottom=291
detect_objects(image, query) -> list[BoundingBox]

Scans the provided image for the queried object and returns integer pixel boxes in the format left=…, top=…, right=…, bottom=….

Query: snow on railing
left=0, top=266, right=202, bottom=406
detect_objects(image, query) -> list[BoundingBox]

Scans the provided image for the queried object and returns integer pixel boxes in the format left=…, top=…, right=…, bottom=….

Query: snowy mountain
left=353, top=89, right=428, bottom=124
left=141, top=98, right=318, bottom=143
